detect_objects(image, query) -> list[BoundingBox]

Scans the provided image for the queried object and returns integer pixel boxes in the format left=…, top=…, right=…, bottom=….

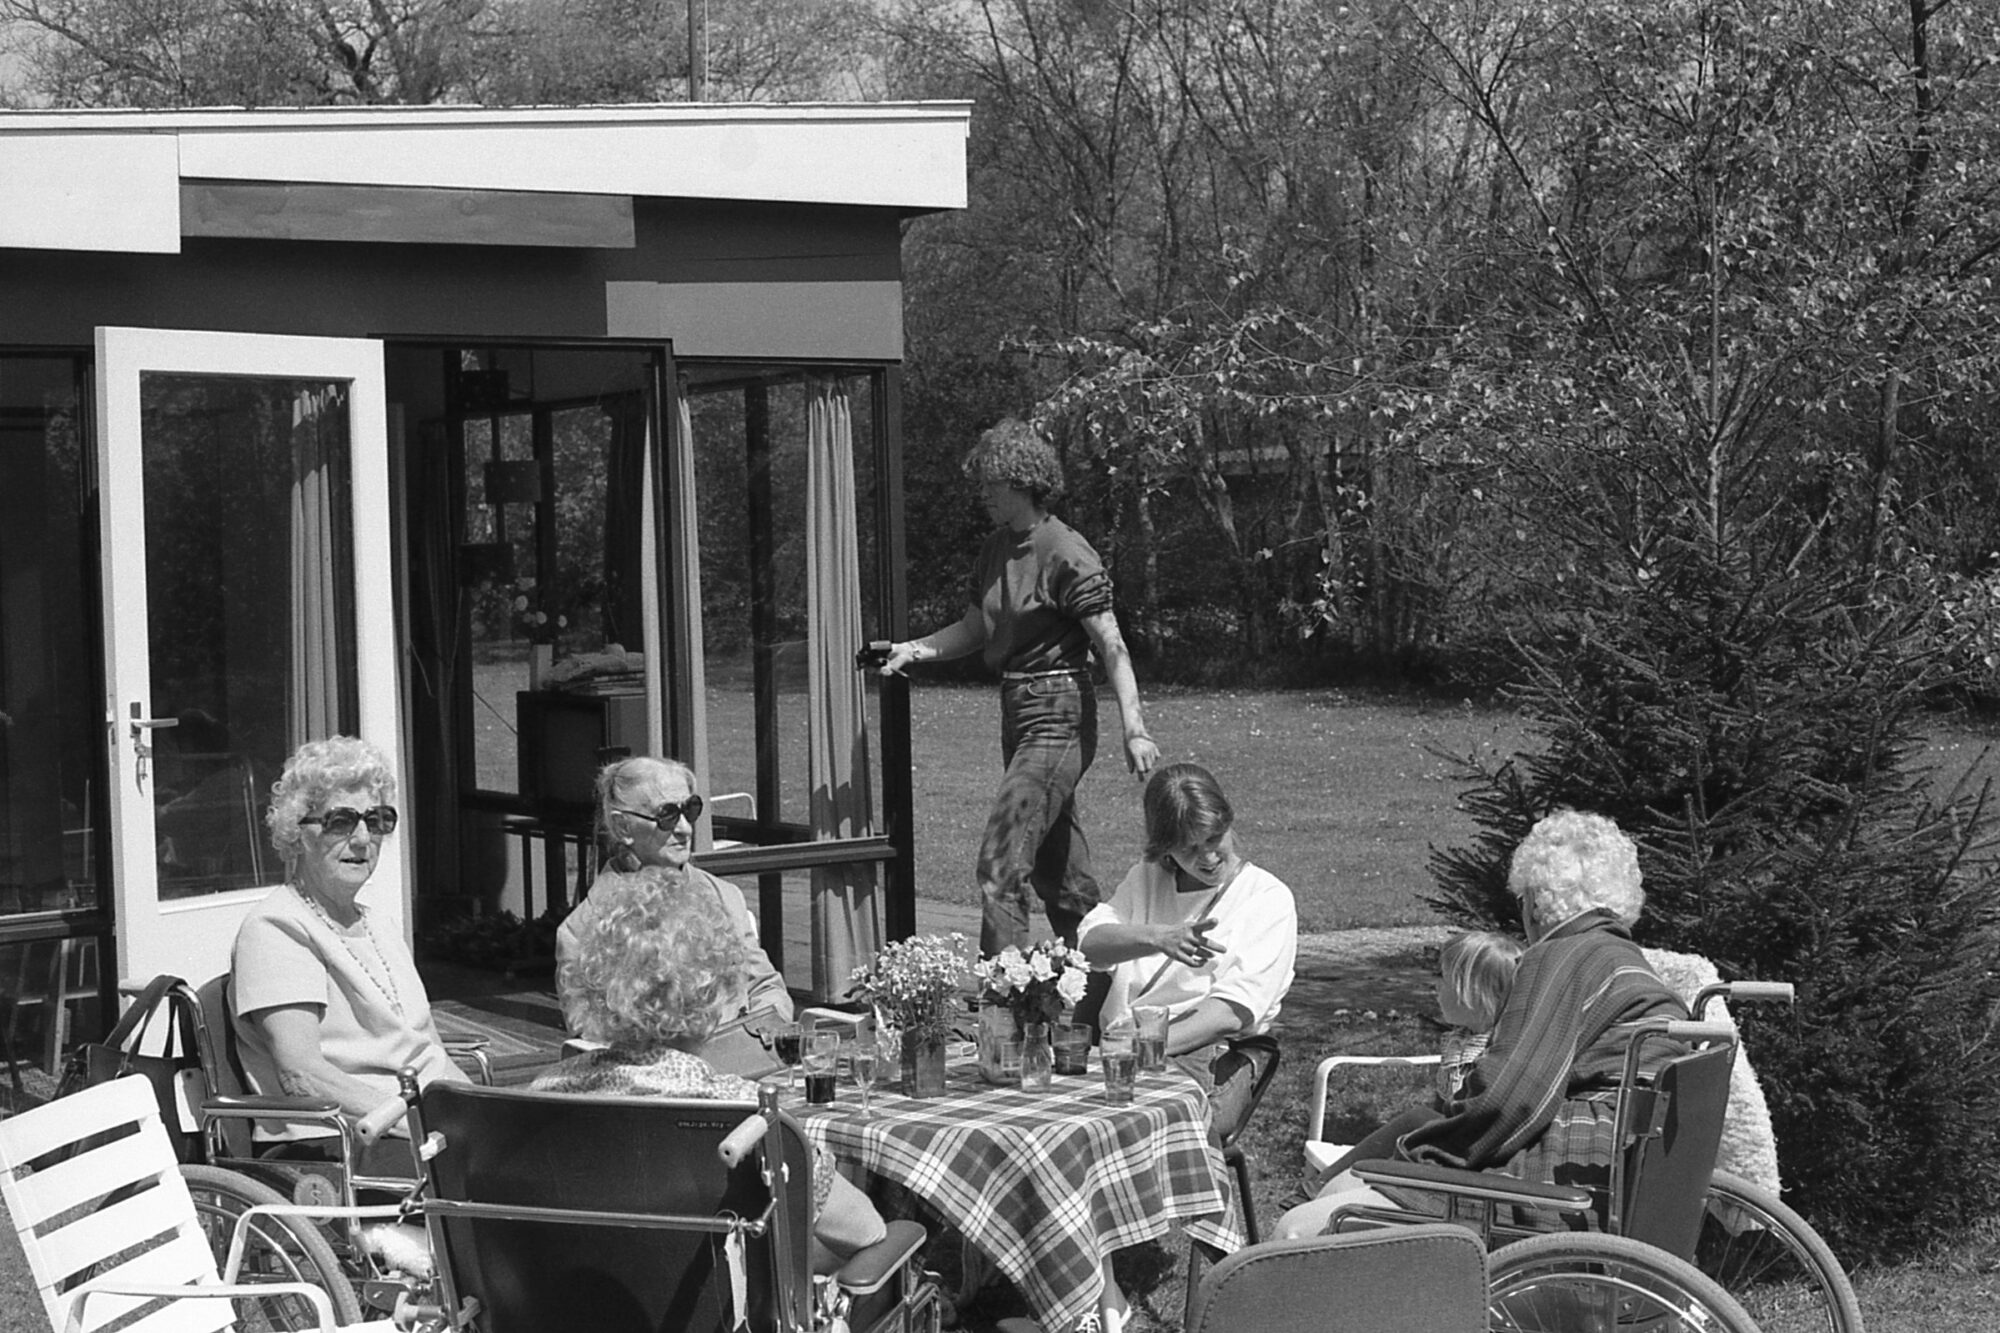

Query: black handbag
left=55, top=972, right=202, bottom=1162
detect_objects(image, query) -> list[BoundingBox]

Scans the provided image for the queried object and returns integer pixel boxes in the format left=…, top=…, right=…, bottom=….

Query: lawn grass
left=908, top=682, right=1534, bottom=930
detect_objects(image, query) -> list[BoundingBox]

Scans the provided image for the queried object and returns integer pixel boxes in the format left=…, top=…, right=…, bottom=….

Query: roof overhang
left=0, top=101, right=972, bottom=254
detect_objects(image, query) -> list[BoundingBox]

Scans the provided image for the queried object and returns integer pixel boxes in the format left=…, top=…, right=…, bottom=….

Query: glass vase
left=900, top=1030, right=948, bottom=1099
left=1020, top=1022, right=1054, bottom=1093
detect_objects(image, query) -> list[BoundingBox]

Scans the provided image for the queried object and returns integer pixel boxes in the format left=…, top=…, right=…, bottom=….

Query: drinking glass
left=1101, top=1048, right=1137, bottom=1105
left=770, top=1022, right=804, bottom=1092
left=1053, top=1022, right=1090, bottom=1076
left=804, top=1031, right=840, bottom=1105
left=849, top=1037, right=880, bottom=1117
left=1133, top=1005, right=1169, bottom=1073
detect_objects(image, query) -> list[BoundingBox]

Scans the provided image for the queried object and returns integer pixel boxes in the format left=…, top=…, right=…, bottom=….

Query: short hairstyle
left=1506, top=809, right=1645, bottom=929
left=557, top=865, right=750, bottom=1050
left=1142, top=762, right=1235, bottom=861
left=1439, top=930, right=1526, bottom=1031
left=594, top=755, right=699, bottom=867
left=266, top=736, right=397, bottom=863
left=962, top=417, right=1065, bottom=505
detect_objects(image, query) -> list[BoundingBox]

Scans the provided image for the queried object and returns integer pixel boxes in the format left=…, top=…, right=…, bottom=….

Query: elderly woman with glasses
left=537, top=866, right=885, bottom=1271
left=231, top=735, right=467, bottom=1174
left=555, top=756, right=793, bottom=1072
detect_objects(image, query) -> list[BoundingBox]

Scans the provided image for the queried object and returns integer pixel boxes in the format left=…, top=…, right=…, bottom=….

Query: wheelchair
left=393, top=1075, right=943, bottom=1333
left=101, top=974, right=491, bottom=1330
left=1303, top=980, right=1861, bottom=1333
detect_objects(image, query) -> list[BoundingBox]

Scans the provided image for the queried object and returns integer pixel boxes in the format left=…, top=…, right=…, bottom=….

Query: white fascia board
left=3, top=103, right=972, bottom=218
left=0, top=131, right=182, bottom=252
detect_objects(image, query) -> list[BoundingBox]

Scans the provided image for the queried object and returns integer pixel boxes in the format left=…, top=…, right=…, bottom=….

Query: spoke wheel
left=181, top=1163, right=363, bottom=1331
left=1695, top=1171, right=1863, bottom=1333
left=1490, top=1231, right=1763, bottom=1333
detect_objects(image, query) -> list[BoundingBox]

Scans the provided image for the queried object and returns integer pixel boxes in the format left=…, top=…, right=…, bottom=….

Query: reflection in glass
left=142, top=374, right=357, bottom=898
left=0, top=355, right=103, bottom=917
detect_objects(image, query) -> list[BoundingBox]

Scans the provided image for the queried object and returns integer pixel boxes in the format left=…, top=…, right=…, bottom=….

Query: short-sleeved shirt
left=972, top=515, right=1116, bottom=674
left=231, top=886, right=467, bottom=1142
left=1079, top=859, right=1298, bottom=1036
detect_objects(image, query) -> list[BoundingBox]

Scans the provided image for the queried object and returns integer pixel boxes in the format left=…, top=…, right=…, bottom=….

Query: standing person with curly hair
left=881, top=418, right=1159, bottom=961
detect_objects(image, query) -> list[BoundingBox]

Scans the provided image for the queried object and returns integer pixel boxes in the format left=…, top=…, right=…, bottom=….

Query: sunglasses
left=300, top=805, right=400, bottom=838
left=612, top=795, right=705, bottom=830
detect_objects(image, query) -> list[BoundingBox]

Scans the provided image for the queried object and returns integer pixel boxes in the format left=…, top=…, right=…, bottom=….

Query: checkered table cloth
left=794, top=1057, right=1243, bottom=1333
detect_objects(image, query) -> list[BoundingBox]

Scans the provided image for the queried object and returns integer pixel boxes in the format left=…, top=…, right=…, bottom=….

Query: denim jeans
left=977, top=671, right=1100, bottom=955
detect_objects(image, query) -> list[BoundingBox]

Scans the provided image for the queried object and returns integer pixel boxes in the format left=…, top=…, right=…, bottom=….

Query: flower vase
left=529, top=643, right=553, bottom=690
left=977, top=1005, right=1022, bottom=1085
left=1020, top=1022, right=1054, bottom=1092
left=900, top=1031, right=948, bottom=1100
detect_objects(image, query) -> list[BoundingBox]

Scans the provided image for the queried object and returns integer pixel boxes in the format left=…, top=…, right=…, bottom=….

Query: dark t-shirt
left=972, top=515, right=1116, bottom=673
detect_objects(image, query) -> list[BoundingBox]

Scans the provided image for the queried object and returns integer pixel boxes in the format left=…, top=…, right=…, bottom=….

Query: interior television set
left=517, top=691, right=649, bottom=811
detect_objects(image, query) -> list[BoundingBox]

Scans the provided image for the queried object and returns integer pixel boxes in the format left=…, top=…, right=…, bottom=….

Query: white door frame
left=96, top=326, right=402, bottom=987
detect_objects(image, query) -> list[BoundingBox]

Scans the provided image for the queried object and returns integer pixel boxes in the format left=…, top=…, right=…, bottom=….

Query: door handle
left=128, top=702, right=179, bottom=789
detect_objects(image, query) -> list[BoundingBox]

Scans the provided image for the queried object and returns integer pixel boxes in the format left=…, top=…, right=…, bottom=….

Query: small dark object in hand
left=854, top=641, right=894, bottom=669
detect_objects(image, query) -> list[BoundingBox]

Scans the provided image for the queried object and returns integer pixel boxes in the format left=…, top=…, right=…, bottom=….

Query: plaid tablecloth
left=793, top=1057, right=1242, bottom=1333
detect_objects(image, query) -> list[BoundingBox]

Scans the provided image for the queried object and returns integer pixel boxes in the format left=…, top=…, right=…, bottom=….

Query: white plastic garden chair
left=0, top=1074, right=402, bottom=1333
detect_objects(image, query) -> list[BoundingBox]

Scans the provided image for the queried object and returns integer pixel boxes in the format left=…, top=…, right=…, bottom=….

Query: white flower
left=1056, top=968, right=1088, bottom=1005
left=1003, top=958, right=1033, bottom=988
left=1029, top=951, right=1055, bottom=982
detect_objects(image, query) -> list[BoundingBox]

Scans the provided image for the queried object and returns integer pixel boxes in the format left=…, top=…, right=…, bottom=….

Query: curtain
left=805, top=378, right=882, bottom=999
left=404, top=418, right=463, bottom=914
left=287, top=384, right=353, bottom=747
left=667, top=387, right=712, bottom=813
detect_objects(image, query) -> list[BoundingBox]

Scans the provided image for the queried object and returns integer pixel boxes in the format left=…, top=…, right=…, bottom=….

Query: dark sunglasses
left=612, top=795, right=705, bottom=830
left=300, top=805, right=400, bottom=838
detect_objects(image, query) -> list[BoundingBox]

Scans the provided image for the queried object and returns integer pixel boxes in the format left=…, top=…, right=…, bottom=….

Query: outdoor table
left=790, top=1052, right=1243, bottom=1333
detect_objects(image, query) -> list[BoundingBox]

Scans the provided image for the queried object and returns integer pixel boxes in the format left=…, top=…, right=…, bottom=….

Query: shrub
left=1427, top=540, right=2000, bottom=1263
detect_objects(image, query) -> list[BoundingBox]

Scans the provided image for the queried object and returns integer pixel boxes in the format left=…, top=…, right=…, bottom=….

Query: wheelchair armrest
left=201, top=1093, right=344, bottom=1119
left=831, top=1219, right=928, bottom=1297
left=1352, top=1157, right=1595, bottom=1213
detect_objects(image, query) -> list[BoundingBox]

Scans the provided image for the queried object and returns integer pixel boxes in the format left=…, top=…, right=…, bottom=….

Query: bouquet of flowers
left=847, top=932, right=971, bottom=1045
left=510, top=576, right=571, bottom=645
left=976, top=939, right=1091, bottom=1028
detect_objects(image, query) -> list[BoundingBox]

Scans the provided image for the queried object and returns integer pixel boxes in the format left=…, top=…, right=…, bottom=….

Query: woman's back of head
left=558, top=864, right=749, bottom=1050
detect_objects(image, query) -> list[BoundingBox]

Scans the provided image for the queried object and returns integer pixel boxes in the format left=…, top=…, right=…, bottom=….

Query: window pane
left=0, top=356, right=101, bottom=917
left=142, top=373, right=356, bottom=898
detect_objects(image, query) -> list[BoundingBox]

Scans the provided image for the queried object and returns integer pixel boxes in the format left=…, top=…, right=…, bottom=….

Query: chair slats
left=6, top=1128, right=178, bottom=1228
left=31, top=1176, right=198, bottom=1285
left=0, top=1077, right=164, bottom=1169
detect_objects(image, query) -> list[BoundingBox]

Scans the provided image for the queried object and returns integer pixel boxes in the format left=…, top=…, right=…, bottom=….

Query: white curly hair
left=1506, top=809, right=1645, bottom=931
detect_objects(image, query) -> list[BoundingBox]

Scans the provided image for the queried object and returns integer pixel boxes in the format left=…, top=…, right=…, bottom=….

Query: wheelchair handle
left=356, top=1094, right=410, bottom=1145
left=718, top=1112, right=771, bottom=1167
left=1661, top=1019, right=1736, bottom=1044
left=1692, top=980, right=1795, bottom=1019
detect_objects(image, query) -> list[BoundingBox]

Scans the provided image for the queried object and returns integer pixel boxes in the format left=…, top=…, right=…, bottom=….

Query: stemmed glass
left=849, top=1036, right=880, bottom=1117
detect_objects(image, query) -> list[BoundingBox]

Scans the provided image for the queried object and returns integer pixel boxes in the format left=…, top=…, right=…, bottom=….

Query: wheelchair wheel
left=1489, top=1231, right=1763, bottom=1333
left=1696, top=1170, right=1863, bottom=1333
left=181, top=1163, right=365, bottom=1330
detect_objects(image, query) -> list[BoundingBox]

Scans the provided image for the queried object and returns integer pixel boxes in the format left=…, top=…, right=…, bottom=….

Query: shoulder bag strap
left=1130, top=874, right=1239, bottom=1006
left=103, top=973, right=186, bottom=1052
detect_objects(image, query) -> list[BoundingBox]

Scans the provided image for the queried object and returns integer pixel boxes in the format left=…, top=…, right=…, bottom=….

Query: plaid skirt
left=1386, top=1091, right=1620, bottom=1232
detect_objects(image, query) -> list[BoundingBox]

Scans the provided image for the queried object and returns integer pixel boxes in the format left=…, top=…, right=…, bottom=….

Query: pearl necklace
left=292, top=883, right=403, bottom=1015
